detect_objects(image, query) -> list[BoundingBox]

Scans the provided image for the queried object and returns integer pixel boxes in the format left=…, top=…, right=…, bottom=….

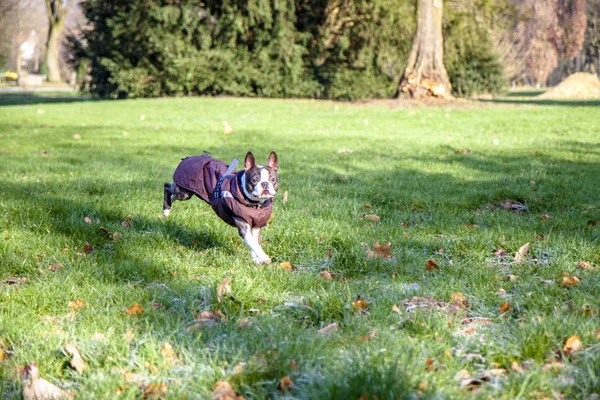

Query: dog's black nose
left=261, top=182, right=269, bottom=189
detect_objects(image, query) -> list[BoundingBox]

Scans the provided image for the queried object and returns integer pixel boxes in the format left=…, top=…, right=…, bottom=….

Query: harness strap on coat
left=214, top=158, right=239, bottom=199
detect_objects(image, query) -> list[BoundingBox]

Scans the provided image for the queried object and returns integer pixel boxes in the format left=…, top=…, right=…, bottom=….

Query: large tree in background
left=397, top=0, right=452, bottom=99
left=44, top=0, right=72, bottom=82
left=516, top=0, right=586, bottom=86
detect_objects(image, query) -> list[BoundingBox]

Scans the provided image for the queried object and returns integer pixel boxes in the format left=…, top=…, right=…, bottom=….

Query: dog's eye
left=269, top=177, right=276, bottom=183
left=252, top=177, right=260, bottom=184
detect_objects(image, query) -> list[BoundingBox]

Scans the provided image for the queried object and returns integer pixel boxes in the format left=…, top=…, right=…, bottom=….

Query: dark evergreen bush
left=71, top=0, right=507, bottom=99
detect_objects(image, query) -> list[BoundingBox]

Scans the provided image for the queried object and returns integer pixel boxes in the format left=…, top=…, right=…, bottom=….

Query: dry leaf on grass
left=82, top=243, right=93, bottom=254
left=279, top=376, right=295, bottom=392
left=121, top=220, right=131, bottom=229
left=361, top=214, right=381, bottom=222
left=125, top=304, right=144, bottom=317
left=450, top=292, right=470, bottom=309
left=84, top=217, right=92, bottom=224
left=213, top=381, right=244, bottom=400
left=367, top=241, right=392, bottom=259
left=22, top=362, right=73, bottom=400
left=318, top=322, right=339, bottom=335
left=514, top=242, right=530, bottom=263
left=425, top=357, right=436, bottom=372
left=320, top=271, right=333, bottom=280
left=64, top=343, right=86, bottom=374
left=352, top=296, right=368, bottom=311
left=217, top=278, right=232, bottom=302
left=563, top=335, right=582, bottom=356
left=561, top=273, right=581, bottom=288
left=68, top=299, right=84, bottom=311
left=540, top=214, right=551, bottom=220
left=279, top=262, right=293, bottom=272
left=577, top=261, right=594, bottom=270
left=283, top=190, right=288, bottom=204
left=392, top=304, right=401, bottom=314
left=187, top=311, right=218, bottom=331
left=141, top=382, right=167, bottom=399
left=223, top=122, right=233, bottom=135
left=48, top=264, right=64, bottom=272
left=359, top=329, right=376, bottom=341
left=161, top=342, right=178, bottom=365
left=499, top=302, right=511, bottom=314
left=2, top=276, right=27, bottom=285
left=426, top=259, right=439, bottom=272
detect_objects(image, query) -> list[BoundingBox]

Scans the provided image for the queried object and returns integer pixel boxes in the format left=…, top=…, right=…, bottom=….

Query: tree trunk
left=45, top=20, right=63, bottom=82
left=44, top=0, right=69, bottom=83
left=397, top=0, right=452, bottom=99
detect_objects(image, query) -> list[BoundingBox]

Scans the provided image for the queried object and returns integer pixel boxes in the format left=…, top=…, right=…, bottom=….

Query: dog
left=163, top=151, right=278, bottom=264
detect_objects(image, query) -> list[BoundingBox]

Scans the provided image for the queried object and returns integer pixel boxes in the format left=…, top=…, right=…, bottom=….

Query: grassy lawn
left=1, top=93, right=599, bottom=399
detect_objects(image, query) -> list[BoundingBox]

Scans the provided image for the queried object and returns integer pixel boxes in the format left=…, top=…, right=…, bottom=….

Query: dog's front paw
left=162, top=209, right=170, bottom=217
left=252, top=254, right=271, bottom=264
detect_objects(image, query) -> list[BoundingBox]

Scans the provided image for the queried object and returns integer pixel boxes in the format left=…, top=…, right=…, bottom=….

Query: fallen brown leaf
left=121, top=220, right=131, bottom=229
left=279, top=262, right=293, bottom=272
left=514, top=242, right=530, bottom=263
left=64, top=343, right=86, bottom=374
left=367, top=241, right=392, bottom=259
left=540, top=214, right=551, bottom=220
left=22, top=362, right=73, bottom=400
left=217, top=278, right=232, bottom=302
left=563, top=335, right=582, bottom=356
left=223, top=122, right=233, bottom=135
left=494, top=248, right=508, bottom=257
left=362, top=214, right=381, bottom=222
left=48, top=264, right=64, bottom=272
left=318, top=322, right=339, bottom=335
left=279, top=376, right=294, bottom=392
left=2, top=276, right=27, bottom=285
left=161, top=342, right=178, bottom=365
left=125, top=304, right=144, bottom=317
left=213, top=381, right=244, bottom=400
left=425, top=357, right=436, bottom=372
left=577, top=261, right=594, bottom=270
left=82, top=243, right=93, bottom=254
left=320, top=271, right=333, bottom=280
left=359, top=329, right=376, bottom=341
left=426, top=258, right=439, bottom=272
left=352, top=296, right=368, bottom=310
left=283, top=190, right=288, bottom=204
left=392, top=304, right=401, bottom=314
left=142, top=382, right=167, bottom=399
left=68, top=299, right=84, bottom=311
left=450, top=292, right=470, bottom=309
left=84, top=217, right=92, bottom=224
left=499, top=302, right=511, bottom=314
left=561, top=273, right=581, bottom=288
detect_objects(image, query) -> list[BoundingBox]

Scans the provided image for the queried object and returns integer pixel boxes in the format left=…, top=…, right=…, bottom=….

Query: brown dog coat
left=173, top=155, right=272, bottom=228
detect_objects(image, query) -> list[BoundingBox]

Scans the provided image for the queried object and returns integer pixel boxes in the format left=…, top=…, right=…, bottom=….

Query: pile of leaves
left=538, top=72, right=600, bottom=99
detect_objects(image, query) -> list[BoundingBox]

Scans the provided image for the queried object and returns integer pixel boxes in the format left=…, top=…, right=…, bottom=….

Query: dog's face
left=242, top=152, right=278, bottom=200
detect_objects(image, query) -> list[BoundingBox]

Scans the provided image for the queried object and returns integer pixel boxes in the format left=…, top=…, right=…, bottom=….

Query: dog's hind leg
left=163, top=183, right=192, bottom=216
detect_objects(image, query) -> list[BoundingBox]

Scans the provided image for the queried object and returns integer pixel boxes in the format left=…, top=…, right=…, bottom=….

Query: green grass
left=1, top=93, right=599, bottom=399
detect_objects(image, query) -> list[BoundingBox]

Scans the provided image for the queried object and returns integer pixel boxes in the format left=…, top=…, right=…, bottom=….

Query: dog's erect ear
left=245, top=152, right=256, bottom=171
left=267, top=151, right=278, bottom=171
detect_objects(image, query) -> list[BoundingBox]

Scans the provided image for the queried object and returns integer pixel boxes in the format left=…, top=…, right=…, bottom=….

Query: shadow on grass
left=481, top=98, right=600, bottom=107
left=503, top=90, right=546, bottom=97
left=1, top=178, right=229, bottom=282
left=0, top=92, right=94, bottom=107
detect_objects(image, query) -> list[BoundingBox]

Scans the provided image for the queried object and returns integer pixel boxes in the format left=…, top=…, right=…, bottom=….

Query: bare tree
left=397, top=0, right=452, bottom=99
left=44, top=0, right=73, bottom=82
left=0, top=0, right=46, bottom=74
